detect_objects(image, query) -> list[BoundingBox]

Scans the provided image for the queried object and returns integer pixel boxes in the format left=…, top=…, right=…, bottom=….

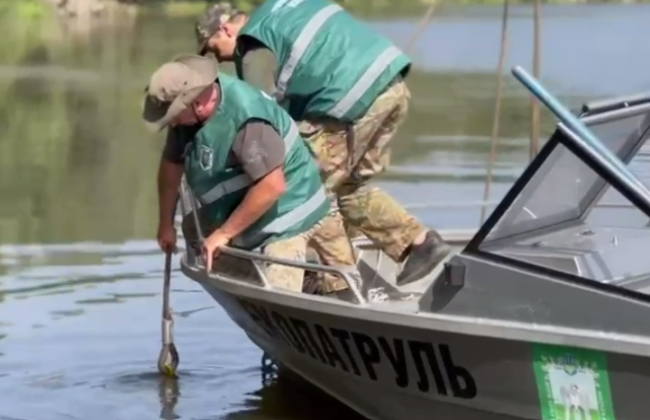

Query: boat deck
left=347, top=230, right=473, bottom=305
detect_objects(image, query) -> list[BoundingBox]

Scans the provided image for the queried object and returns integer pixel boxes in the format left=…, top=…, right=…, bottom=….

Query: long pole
left=530, top=0, right=542, bottom=160
left=405, top=1, right=441, bottom=53
left=480, top=0, right=510, bottom=224
left=157, top=249, right=180, bottom=377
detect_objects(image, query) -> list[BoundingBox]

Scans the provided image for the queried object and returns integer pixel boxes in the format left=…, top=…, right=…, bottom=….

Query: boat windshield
left=476, top=89, right=650, bottom=289
left=486, top=106, right=650, bottom=243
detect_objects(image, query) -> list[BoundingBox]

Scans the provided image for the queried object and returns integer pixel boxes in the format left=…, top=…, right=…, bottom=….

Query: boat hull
left=191, top=269, right=648, bottom=420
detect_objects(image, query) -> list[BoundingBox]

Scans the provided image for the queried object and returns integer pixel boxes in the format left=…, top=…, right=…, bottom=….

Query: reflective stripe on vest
left=274, top=3, right=343, bottom=100
left=199, top=120, right=300, bottom=205
left=272, top=4, right=403, bottom=119
left=232, top=184, right=329, bottom=247
left=327, top=45, right=402, bottom=119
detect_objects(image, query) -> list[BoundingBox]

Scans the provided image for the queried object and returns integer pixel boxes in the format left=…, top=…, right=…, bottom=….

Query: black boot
left=396, top=230, right=451, bottom=286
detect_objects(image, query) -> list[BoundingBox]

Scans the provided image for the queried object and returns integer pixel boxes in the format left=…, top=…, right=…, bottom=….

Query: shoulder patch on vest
left=199, top=145, right=214, bottom=171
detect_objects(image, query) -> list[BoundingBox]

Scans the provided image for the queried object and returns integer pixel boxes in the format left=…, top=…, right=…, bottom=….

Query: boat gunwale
left=180, top=254, right=650, bottom=359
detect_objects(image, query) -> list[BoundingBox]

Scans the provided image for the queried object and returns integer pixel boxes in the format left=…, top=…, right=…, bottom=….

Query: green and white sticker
left=533, top=344, right=616, bottom=420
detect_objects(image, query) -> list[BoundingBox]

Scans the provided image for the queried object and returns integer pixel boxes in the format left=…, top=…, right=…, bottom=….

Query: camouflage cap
left=195, top=2, right=239, bottom=56
left=142, top=54, right=219, bottom=132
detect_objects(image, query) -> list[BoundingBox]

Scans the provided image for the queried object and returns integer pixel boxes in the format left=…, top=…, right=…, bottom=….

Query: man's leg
left=300, top=122, right=359, bottom=295
left=307, top=211, right=357, bottom=294
left=182, top=208, right=318, bottom=290
left=336, top=78, right=450, bottom=286
left=261, top=222, right=327, bottom=292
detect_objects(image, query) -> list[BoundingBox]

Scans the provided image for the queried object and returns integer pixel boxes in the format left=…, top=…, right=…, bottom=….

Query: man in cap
left=147, top=54, right=334, bottom=292
left=193, top=0, right=451, bottom=287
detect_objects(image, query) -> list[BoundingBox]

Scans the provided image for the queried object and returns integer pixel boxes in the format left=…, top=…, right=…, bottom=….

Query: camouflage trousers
left=301, top=77, right=427, bottom=293
left=181, top=212, right=329, bottom=293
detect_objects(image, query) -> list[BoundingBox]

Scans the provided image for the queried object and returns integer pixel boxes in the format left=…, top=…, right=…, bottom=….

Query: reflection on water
left=1, top=3, right=649, bottom=420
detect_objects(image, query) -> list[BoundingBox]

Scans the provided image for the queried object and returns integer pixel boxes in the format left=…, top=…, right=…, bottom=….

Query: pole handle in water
left=157, top=231, right=180, bottom=377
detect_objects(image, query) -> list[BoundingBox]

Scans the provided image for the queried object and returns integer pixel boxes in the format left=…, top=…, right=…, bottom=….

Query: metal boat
left=178, top=66, right=650, bottom=420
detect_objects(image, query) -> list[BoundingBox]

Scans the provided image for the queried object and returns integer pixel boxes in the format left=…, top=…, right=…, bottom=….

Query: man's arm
left=218, top=120, right=286, bottom=239
left=158, top=127, right=190, bottom=227
left=239, top=38, right=279, bottom=97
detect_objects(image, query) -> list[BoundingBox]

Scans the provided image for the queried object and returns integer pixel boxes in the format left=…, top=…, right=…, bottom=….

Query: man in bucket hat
left=146, top=54, right=335, bottom=292
left=192, top=0, right=451, bottom=287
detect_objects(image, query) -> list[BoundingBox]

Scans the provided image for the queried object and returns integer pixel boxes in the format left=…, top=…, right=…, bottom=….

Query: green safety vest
left=235, top=0, right=411, bottom=123
left=184, top=73, right=330, bottom=249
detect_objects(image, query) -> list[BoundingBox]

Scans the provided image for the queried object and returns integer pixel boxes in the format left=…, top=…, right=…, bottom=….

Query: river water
left=0, top=3, right=649, bottom=420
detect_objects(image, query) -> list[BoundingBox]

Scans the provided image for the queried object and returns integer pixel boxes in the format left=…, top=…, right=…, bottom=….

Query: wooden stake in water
left=530, top=0, right=542, bottom=160
left=480, top=0, right=510, bottom=224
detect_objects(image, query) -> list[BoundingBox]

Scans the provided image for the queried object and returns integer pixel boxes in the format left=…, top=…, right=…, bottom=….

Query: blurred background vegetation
left=0, top=0, right=641, bottom=244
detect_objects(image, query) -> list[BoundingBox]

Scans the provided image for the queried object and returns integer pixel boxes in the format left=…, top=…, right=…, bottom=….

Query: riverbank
left=17, top=0, right=650, bottom=20
left=155, top=0, right=650, bottom=17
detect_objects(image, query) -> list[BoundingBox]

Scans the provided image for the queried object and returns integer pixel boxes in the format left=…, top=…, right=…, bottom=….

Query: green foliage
left=0, top=0, right=50, bottom=19
left=145, top=0, right=650, bottom=18
left=0, top=2, right=602, bottom=245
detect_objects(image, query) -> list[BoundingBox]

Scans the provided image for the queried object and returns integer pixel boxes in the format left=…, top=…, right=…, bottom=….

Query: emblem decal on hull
left=236, top=298, right=478, bottom=400
left=533, top=344, right=616, bottom=420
